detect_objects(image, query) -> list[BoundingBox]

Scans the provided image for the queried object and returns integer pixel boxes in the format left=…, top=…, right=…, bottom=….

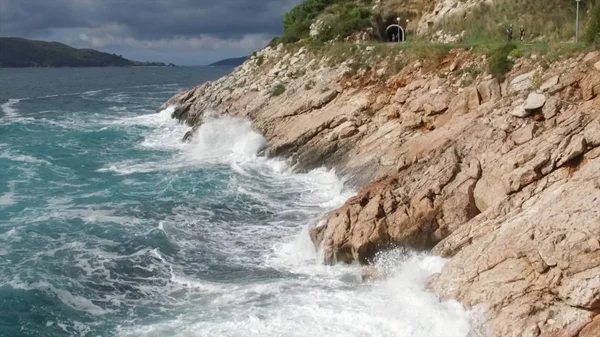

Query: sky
left=0, top=0, right=303, bottom=65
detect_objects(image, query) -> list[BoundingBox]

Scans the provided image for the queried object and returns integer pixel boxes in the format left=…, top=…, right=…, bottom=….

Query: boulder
left=539, top=75, right=559, bottom=92
left=393, top=88, right=410, bottom=104
left=509, top=71, right=535, bottom=93
left=477, top=78, right=501, bottom=103
left=581, top=72, right=600, bottom=101
left=524, top=93, right=546, bottom=111
left=557, top=135, right=587, bottom=167
left=511, top=123, right=538, bottom=145
left=473, top=174, right=508, bottom=212
left=310, top=148, right=480, bottom=265
left=510, top=104, right=530, bottom=118
left=423, top=93, right=449, bottom=115
left=467, top=87, right=481, bottom=110
left=542, top=97, right=561, bottom=120
left=584, top=118, right=600, bottom=147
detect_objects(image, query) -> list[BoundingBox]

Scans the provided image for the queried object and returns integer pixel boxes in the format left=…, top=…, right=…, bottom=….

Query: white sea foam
left=96, top=110, right=477, bottom=336
left=7, top=280, right=114, bottom=316
left=0, top=192, right=16, bottom=207
left=1, top=98, right=22, bottom=119
left=116, top=252, right=475, bottom=337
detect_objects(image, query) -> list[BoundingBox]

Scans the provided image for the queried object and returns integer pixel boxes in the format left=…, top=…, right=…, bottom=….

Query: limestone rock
left=339, top=125, right=359, bottom=139
left=393, top=88, right=410, bottom=104
left=477, top=78, right=501, bottom=103
left=584, top=118, right=600, bottom=147
left=581, top=71, right=600, bottom=101
left=557, top=135, right=587, bottom=167
left=310, top=148, right=480, bottom=265
left=511, top=123, right=538, bottom=145
left=467, top=87, right=480, bottom=110
left=524, top=93, right=546, bottom=111
left=580, top=316, right=600, bottom=337
left=473, top=174, right=508, bottom=212
left=595, top=60, right=600, bottom=72
left=542, top=97, right=561, bottom=120
left=509, top=71, right=535, bottom=93
left=539, top=75, right=559, bottom=92
left=431, top=156, right=600, bottom=337
left=510, top=104, right=530, bottom=118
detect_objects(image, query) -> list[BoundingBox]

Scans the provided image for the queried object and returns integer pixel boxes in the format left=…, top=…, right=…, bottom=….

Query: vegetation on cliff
left=281, top=0, right=373, bottom=43
left=585, top=2, right=600, bottom=43
left=0, top=38, right=166, bottom=67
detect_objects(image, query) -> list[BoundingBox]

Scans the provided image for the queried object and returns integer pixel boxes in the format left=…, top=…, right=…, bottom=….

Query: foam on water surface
left=0, top=68, right=478, bottom=336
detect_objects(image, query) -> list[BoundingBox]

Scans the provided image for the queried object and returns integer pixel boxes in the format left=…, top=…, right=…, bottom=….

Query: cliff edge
left=158, top=0, right=600, bottom=335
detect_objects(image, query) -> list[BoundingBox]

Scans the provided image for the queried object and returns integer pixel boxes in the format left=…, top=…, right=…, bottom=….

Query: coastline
left=159, top=43, right=600, bottom=336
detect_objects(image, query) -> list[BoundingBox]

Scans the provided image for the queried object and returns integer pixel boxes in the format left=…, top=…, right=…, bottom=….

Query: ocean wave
left=0, top=148, right=52, bottom=165
left=1, top=98, right=23, bottom=119
left=115, top=251, right=474, bottom=337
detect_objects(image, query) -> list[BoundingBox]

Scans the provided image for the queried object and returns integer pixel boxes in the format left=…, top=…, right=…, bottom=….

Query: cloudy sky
left=0, top=0, right=302, bottom=65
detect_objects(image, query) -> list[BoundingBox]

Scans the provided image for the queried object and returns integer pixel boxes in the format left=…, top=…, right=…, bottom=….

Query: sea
left=0, top=66, right=474, bottom=337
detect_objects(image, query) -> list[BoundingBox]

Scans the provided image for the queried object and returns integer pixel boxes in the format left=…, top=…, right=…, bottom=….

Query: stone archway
left=385, top=24, right=405, bottom=42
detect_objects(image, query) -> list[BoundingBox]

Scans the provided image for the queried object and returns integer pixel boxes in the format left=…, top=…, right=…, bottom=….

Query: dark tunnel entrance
left=386, top=24, right=405, bottom=42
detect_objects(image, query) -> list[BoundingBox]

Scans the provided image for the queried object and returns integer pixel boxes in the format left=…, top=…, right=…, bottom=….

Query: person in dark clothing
left=506, top=24, right=514, bottom=41
left=520, top=27, right=525, bottom=42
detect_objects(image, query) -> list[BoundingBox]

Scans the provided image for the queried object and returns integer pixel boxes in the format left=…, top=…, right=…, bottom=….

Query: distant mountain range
left=209, top=56, right=247, bottom=67
left=0, top=37, right=168, bottom=68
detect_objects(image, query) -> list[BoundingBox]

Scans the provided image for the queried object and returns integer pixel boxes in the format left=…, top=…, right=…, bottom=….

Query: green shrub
left=584, top=4, right=600, bottom=44
left=256, top=55, right=264, bottom=66
left=317, top=4, right=372, bottom=41
left=487, top=42, right=517, bottom=78
left=271, top=83, right=286, bottom=97
left=281, top=0, right=373, bottom=43
left=282, top=0, right=332, bottom=42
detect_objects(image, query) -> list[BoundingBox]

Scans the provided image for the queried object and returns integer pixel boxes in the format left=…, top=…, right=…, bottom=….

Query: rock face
left=160, top=42, right=600, bottom=337
left=431, top=155, right=600, bottom=337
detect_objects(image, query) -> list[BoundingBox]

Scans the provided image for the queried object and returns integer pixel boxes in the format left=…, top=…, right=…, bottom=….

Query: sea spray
left=0, top=67, right=475, bottom=336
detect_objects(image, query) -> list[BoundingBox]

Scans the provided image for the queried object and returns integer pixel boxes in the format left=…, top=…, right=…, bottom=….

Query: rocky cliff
left=160, top=42, right=600, bottom=337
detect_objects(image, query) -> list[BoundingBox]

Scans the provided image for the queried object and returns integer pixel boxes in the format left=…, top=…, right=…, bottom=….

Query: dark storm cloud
left=0, top=0, right=302, bottom=64
left=0, top=0, right=300, bottom=38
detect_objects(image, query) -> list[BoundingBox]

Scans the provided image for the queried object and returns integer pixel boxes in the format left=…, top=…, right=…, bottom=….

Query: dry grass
left=436, top=0, right=599, bottom=43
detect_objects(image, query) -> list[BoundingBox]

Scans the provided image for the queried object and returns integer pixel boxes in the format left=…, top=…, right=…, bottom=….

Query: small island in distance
left=0, top=37, right=172, bottom=68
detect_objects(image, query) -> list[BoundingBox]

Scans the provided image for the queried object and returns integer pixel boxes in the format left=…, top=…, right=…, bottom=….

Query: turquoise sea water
left=0, top=67, right=473, bottom=337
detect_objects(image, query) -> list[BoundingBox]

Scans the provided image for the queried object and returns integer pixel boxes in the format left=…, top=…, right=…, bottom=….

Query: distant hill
left=209, top=56, right=247, bottom=67
left=0, top=37, right=166, bottom=68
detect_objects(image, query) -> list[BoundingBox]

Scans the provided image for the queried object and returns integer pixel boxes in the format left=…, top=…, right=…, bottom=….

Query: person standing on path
left=507, top=24, right=514, bottom=41
left=520, top=27, right=525, bottom=42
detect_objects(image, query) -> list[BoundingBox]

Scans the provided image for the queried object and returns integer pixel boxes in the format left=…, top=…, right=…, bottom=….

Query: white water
left=102, top=108, right=477, bottom=337
left=1, top=98, right=22, bottom=119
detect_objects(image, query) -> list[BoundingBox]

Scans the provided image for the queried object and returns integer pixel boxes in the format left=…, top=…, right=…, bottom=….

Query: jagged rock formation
left=161, top=43, right=600, bottom=336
